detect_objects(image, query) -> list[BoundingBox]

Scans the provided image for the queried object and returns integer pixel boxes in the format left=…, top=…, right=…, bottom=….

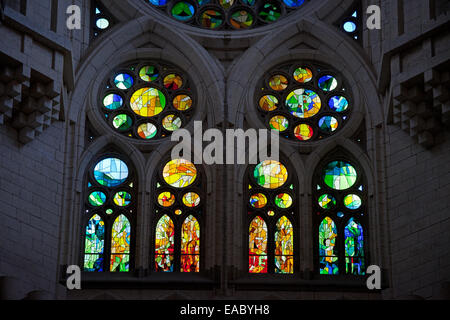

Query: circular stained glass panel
left=173, top=94, right=193, bottom=111
left=114, top=73, right=133, bottom=90
left=259, top=95, right=278, bottom=112
left=323, top=161, right=357, bottom=190
left=88, top=191, right=106, bottom=207
left=275, top=193, right=293, bottom=209
left=139, top=66, right=159, bottom=82
left=163, top=159, right=197, bottom=188
left=294, top=123, right=314, bottom=141
left=329, top=96, right=349, bottom=112
left=112, top=114, right=132, bottom=131
left=344, top=194, right=362, bottom=210
left=157, top=191, right=176, bottom=207
left=283, top=0, right=305, bottom=7
left=182, top=192, right=201, bottom=207
left=318, top=194, right=336, bottom=209
left=269, top=115, right=289, bottom=132
left=96, top=18, right=109, bottom=29
left=250, top=193, right=268, bottom=209
left=200, top=9, right=223, bottom=29
left=259, top=2, right=282, bottom=22
left=318, top=75, right=338, bottom=91
left=254, top=160, right=288, bottom=189
left=137, top=123, right=157, bottom=140
left=318, top=116, right=339, bottom=133
left=269, top=75, right=288, bottom=91
left=230, top=10, right=254, bottom=29
left=130, top=88, right=166, bottom=117
left=286, top=89, right=321, bottom=118
left=113, top=191, right=132, bottom=207
left=103, top=94, right=123, bottom=110
left=219, top=0, right=234, bottom=9
left=162, top=114, right=182, bottom=131
left=164, top=74, right=183, bottom=90
left=94, top=158, right=129, bottom=187
left=293, top=67, right=313, bottom=83
left=171, top=1, right=195, bottom=21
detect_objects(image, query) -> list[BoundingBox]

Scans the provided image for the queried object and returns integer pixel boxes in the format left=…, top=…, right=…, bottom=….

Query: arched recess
left=308, top=145, right=381, bottom=276
left=63, top=138, right=146, bottom=271
left=227, top=18, right=383, bottom=141
left=79, top=148, right=138, bottom=273
left=243, top=154, right=300, bottom=274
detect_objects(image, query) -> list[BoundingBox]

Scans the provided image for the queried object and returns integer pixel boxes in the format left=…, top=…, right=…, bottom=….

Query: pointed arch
left=84, top=214, right=105, bottom=272
left=318, top=217, right=338, bottom=275
left=181, top=215, right=200, bottom=273
left=155, top=215, right=175, bottom=272
left=344, top=218, right=365, bottom=275
left=152, top=157, right=206, bottom=273
left=81, top=151, right=137, bottom=273
left=249, top=216, right=268, bottom=274
left=110, top=214, right=131, bottom=272
left=313, top=149, right=369, bottom=276
left=275, top=216, right=294, bottom=274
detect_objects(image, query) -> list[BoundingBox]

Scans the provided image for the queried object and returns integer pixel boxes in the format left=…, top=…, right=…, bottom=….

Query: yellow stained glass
left=269, top=75, right=288, bottom=91
left=163, top=159, right=197, bottom=188
left=130, top=87, right=166, bottom=117
left=254, top=160, right=288, bottom=189
left=157, top=191, right=176, bottom=207
left=173, top=94, right=193, bottom=111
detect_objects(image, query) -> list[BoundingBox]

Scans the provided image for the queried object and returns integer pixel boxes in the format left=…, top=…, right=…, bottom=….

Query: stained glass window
left=338, top=5, right=362, bottom=41
left=154, top=158, right=204, bottom=273
left=100, top=61, right=195, bottom=140
left=256, top=61, right=351, bottom=142
left=92, top=2, right=114, bottom=38
left=145, top=0, right=308, bottom=30
left=83, top=154, right=136, bottom=272
left=314, top=156, right=367, bottom=276
left=247, top=159, right=297, bottom=274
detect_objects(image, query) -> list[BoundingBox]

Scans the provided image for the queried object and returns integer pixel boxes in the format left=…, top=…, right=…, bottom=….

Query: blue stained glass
left=94, top=158, right=129, bottom=187
left=148, top=0, right=168, bottom=5
left=343, top=21, right=357, bottom=33
left=329, top=96, right=349, bottom=112
left=283, top=0, right=305, bottom=7
left=344, top=218, right=365, bottom=275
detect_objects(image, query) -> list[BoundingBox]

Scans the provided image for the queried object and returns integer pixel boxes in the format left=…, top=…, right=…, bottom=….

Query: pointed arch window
left=314, top=156, right=367, bottom=275
left=247, top=159, right=297, bottom=274
left=82, top=155, right=136, bottom=272
left=153, top=158, right=204, bottom=273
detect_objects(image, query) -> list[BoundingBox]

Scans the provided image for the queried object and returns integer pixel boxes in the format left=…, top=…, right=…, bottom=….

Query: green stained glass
left=318, top=194, right=336, bottom=209
left=171, top=2, right=195, bottom=21
left=230, top=10, right=254, bottom=29
left=219, top=0, right=234, bottom=9
left=275, top=193, right=293, bottom=209
left=258, top=2, right=281, bottom=22
left=110, top=215, right=131, bottom=272
left=254, top=160, right=288, bottom=189
left=113, top=191, right=132, bottom=207
left=139, top=65, right=159, bottom=82
left=88, top=191, right=106, bottom=207
left=113, top=114, right=132, bottom=131
left=323, top=161, right=357, bottom=190
left=84, top=214, right=105, bottom=271
left=319, top=217, right=338, bottom=275
left=344, top=218, right=365, bottom=275
left=94, top=158, right=129, bottom=187
left=286, top=89, right=321, bottom=118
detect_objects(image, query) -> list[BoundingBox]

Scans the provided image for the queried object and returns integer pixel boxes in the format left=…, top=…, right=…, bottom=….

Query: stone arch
left=227, top=18, right=382, bottom=137
left=70, top=15, right=225, bottom=130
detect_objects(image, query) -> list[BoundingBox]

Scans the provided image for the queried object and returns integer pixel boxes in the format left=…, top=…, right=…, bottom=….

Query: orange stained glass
left=173, top=94, right=193, bottom=111
left=157, top=191, right=176, bottom=207
left=268, top=74, right=288, bottom=91
left=163, top=159, right=197, bottom=188
left=155, top=215, right=175, bottom=272
left=110, top=214, right=130, bottom=272
left=130, top=87, right=166, bottom=117
left=259, top=95, right=278, bottom=111
left=275, top=216, right=294, bottom=274
left=164, top=74, right=183, bottom=90
left=249, top=216, right=268, bottom=273
left=181, top=215, right=200, bottom=272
